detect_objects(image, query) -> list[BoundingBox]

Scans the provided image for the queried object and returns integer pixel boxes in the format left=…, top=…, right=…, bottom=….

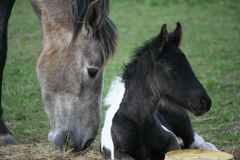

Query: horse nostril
left=83, top=139, right=94, bottom=150
left=200, top=97, right=211, bottom=111
left=48, top=130, right=68, bottom=149
left=72, top=138, right=94, bottom=152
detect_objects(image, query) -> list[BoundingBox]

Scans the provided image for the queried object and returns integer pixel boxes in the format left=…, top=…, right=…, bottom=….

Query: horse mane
left=96, top=18, right=117, bottom=62
left=66, top=0, right=117, bottom=61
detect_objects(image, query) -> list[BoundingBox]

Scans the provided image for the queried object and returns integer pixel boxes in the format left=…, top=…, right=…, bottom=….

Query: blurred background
left=0, top=0, right=239, bottom=159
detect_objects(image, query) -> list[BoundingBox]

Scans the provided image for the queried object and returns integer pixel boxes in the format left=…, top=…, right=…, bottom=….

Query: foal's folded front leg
left=114, top=151, right=136, bottom=160
left=111, top=114, right=138, bottom=160
left=150, top=116, right=181, bottom=159
left=189, top=132, right=218, bottom=151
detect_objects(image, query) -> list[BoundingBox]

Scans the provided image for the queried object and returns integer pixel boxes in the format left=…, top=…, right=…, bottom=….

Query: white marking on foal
left=189, top=132, right=218, bottom=150
left=161, top=125, right=178, bottom=139
left=101, top=77, right=125, bottom=160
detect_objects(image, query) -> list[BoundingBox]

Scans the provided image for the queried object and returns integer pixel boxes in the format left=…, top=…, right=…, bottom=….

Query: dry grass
left=224, top=147, right=240, bottom=160
left=0, top=142, right=106, bottom=160
left=0, top=142, right=239, bottom=160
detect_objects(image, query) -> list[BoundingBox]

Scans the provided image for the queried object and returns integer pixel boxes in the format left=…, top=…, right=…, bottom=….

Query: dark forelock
left=67, top=0, right=117, bottom=63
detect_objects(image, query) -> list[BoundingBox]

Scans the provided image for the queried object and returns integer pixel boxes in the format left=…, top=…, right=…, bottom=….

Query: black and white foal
left=101, top=23, right=217, bottom=160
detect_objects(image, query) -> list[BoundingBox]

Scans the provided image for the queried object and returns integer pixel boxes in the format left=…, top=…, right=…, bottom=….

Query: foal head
left=123, top=23, right=211, bottom=116
left=37, top=0, right=117, bottom=150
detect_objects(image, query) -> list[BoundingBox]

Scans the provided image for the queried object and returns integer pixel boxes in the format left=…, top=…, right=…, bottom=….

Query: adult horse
left=0, top=0, right=117, bottom=151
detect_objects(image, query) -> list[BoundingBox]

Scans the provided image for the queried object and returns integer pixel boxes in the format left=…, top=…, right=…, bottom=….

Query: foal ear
left=159, top=24, right=168, bottom=53
left=83, top=0, right=102, bottom=37
left=168, top=22, right=182, bottom=47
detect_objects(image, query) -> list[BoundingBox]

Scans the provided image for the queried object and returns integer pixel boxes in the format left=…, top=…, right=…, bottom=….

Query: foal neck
left=120, top=74, right=160, bottom=122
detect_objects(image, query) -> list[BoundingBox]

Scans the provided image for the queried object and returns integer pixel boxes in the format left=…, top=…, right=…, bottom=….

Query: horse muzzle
left=48, top=129, right=95, bottom=151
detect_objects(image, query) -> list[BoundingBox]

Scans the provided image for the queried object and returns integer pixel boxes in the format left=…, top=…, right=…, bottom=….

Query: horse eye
left=87, top=67, right=98, bottom=78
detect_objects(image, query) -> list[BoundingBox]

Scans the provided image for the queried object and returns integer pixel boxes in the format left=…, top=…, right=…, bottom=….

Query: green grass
left=2, top=0, right=240, bottom=149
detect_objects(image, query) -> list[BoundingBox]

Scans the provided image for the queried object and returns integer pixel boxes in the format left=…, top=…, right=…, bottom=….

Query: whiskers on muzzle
left=48, top=130, right=95, bottom=152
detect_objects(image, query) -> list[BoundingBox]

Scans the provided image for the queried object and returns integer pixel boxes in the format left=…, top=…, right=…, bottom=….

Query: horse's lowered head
left=36, top=0, right=117, bottom=151
left=143, top=23, right=212, bottom=116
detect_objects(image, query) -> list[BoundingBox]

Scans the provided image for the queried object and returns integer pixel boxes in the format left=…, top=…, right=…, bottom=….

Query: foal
left=102, top=23, right=216, bottom=160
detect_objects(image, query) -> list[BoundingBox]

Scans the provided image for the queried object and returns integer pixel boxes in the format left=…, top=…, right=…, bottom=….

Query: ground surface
left=0, top=0, right=239, bottom=159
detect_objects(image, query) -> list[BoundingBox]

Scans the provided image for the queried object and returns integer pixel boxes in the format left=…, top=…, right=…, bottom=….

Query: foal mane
left=66, top=0, right=117, bottom=62
left=122, top=35, right=160, bottom=83
left=122, top=34, right=165, bottom=104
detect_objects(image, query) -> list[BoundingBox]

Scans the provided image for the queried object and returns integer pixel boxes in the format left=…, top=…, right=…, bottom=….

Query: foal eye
left=87, top=67, right=99, bottom=78
left=173, top=70, right=178, bottom=75
left=171, top=70, right=179, bottom=79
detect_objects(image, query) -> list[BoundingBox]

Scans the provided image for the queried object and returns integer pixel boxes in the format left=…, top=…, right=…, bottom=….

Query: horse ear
left=83, top=0, right=101, bottom=37
left=169, top=22, right=182, bottom=47
left=159, top=24, right=168, bottom=53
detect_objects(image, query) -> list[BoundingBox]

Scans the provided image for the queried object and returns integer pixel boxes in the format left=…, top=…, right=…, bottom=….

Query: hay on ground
left=0, top=142, right=106, bottom=160
left=0, top=143, right=239, bottom=160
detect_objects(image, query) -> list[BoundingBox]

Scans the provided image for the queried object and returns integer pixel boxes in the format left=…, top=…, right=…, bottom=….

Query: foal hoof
left=198, top=142, right=218, bottom=151
left=0, top=134, right=17, bottom=145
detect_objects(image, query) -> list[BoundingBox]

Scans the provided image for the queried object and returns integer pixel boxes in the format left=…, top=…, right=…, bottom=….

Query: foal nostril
left=200, top=97, right=211, bottom=111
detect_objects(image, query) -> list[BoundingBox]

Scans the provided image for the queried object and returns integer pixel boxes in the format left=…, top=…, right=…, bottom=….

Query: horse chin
left=164, top=97, right=207, bottom=116
left=189, top=107, right=208, bottom=117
